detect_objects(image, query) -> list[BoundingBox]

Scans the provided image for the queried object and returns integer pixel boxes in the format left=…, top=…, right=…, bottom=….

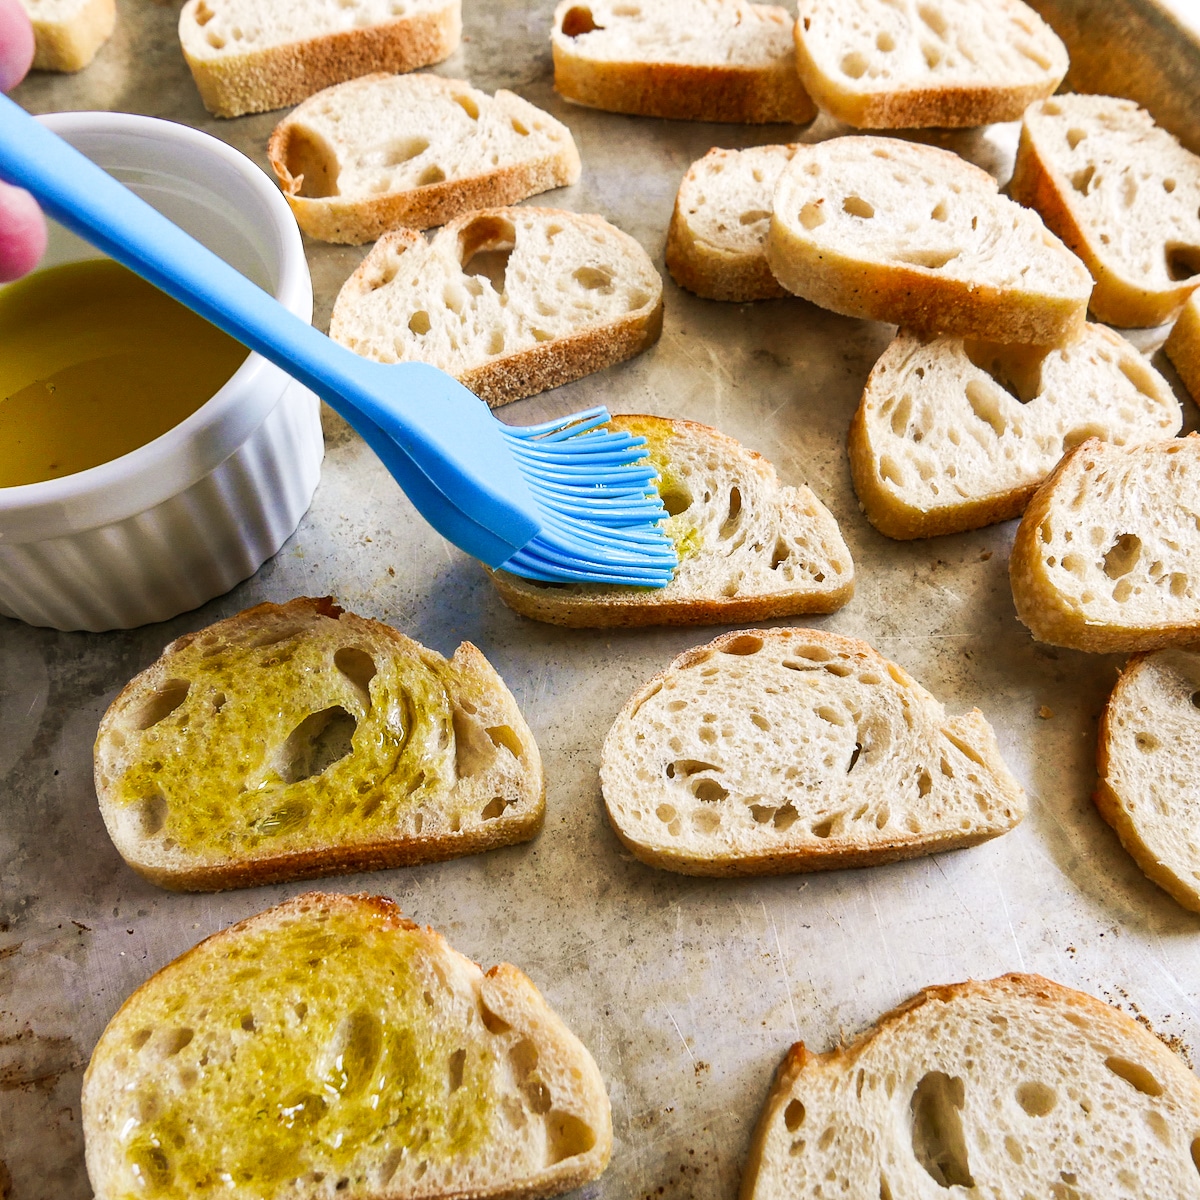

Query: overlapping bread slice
left=666, top=145, right=798, bottom=302
left=329, top=207, right=662, bottom=407
left=94, top=598, right=543, bottom=891
left=1009, top=435, right=1200, bottom=652
left=551, top=0, right=815, bottom=124
left=179, top=0, right=460, bottom=117
left=793, top=0, right=1068, bottom=129
left=21, top=0, right=115, bottom=71
left=1166, top=289, right=1200, bottom=402
left=83, top=892, right=612, bottom=1200
left=268, top=74, right=581, bottom=244
left=741, top=973, right=1200, bottom=1200
left=490, top=415, right=853, bottom=627
left=767, top=136, right=1093, bottom=343
left=1010, top=94, right=1200, bottom=327
left=849, top=326, right=1181, bottom=538
left=601, top=628, right=1025, bottom=876
left=1097, top=649, right=1200, bottom=912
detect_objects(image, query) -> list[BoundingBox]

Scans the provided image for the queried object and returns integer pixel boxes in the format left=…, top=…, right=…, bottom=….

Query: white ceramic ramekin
left=0, top=112, right=324, bottom=632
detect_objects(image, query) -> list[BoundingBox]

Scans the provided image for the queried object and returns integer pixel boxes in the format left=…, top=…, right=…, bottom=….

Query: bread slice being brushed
left=849, top=325, right=1181, bottom=539
left=741, top=973, right=1200, bottom=1200
left=490, top=415, right=853, bottom=627
left=83, top=892, right=612, bottom=1200
left=268, top=74, right=581, bottom=245
left=601, top=628, right=1025, bottom=876
left=329, top=207, right=662, bottom=407
left=1009, top=435, right=1200, bottom=652
left=93, top=598, right=543, bottom=891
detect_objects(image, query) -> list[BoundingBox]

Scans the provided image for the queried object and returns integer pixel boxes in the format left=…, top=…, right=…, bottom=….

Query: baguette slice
left=551, top=0, right=815, bottom=124
left=489, top=415, right=854, bottom=627
left=768, top=136, right=1093, bottom=344
left=666, top=145, right=798, bottom=302
left=793, top=0, right=1068, bottom=129
left=1097, top=649, right=1200, bottom=912
left=83, top=892, right=612, bottom=1200
left=741, top=973, right=1200, bottom=1200
left=93, top=598, right=544, bottom=891
left=20, top=0, right=114, bottom=71
left=178, top=0, right=461, bottom=118
left=268, top=75, right=582, bottom=245
left=329, top=207, right=662, bottom=407
left=1011, top=94, right=1200, bottom=328
left=601, top=628, right=1025, bottom=876
left=849, top=325, right=1182, bottom=539
left=1009, top=435, right=1200, bottom=652
left=1165, top=289, right=1200, bottom=403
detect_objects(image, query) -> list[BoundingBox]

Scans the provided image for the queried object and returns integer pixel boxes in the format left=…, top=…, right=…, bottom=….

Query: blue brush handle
left=0, top=94, right=540, bottom=557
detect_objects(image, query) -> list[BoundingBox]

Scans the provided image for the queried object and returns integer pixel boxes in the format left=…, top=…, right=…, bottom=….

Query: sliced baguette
left=489, top=415, right=854, bottom=627
left=849, top=325, right=1182, bottom=539
left=1097, top=649, right=1200, bottom=913
left=329, top=207, right=662, bottom=407
left=767, top=136, right=1093, bottom=344
left=178, top=0, right=461, bottom=118
left=20, top=0, right=114, bottom=71
left=93, top=597, right=544, bottom=891
left=665, top=145, right=798, bottom=302
left=793, top=0, right=1068, bottom=129
left=601, top=628, right=1025, bottom=876
left=1009, top=435, right=1200, bottom=652
left=551, top=0, right=815, bottom=125
left=268, top=74, right=582, bottom=244
left=1165, top=289, right=1200, bottom=403
left=741, top=973, right=1200, bottom=1200
left=83, top=892, right=612, bottom=1200
left=1010, top=94, right=1200, bottom=328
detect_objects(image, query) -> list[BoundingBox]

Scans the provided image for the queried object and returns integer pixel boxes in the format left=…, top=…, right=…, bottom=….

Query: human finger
left=0, top=0, right=35, bottom=92
left=0, top=178, right=47, bottom=281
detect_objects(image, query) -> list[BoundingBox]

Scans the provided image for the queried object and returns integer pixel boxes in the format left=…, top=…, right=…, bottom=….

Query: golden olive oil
left=0, top=258, right=248, bottom=487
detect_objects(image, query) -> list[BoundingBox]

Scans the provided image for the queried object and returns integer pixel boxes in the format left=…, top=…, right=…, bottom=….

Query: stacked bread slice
left=1166, top=289, right=1200, bottom=400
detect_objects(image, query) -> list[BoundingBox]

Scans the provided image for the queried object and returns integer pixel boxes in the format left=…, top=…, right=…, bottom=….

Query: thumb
left=0, top=178, right=47, bottom=281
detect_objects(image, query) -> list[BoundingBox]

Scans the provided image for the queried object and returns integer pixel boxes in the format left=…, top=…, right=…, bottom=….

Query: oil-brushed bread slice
left=1165, top=289, right=1200, bottom=403
left=268, top=74, right=582, bottom=244
left=767, top=136, right=1093, bottom=344
left=329, top=207, right=662, bottom=407
left=489, top=415, right=854, bottom=627
left=741, top=973, right=1200, bottom=1200
left=1010, top=94, right=1200, bottom=328
left=83, top=892, right=612, bottom=1200
left=1009, top=435, right=1200, bottom=652
left=849, top=325, right=1182, bottom=539
left=551, top=0, right=815, bottom=124
left=93, top=597, right=543, bottom=891
left=20, top=0, right=115, bottom=71
left=601, top=628, right=1025, bottom=876
left=178, top=0, right=460, bottom=117
left=666, top=145, right=798, bottom=302
left=1097, top=649, right=1200, bottom=913
left=793, top=0, right=1067, bottom=129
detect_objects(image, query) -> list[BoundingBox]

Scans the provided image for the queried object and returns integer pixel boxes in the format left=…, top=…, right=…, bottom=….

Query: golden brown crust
left=28, top=0, right=115, bottom=71
left=1165, top=292, right=1200, bottom=402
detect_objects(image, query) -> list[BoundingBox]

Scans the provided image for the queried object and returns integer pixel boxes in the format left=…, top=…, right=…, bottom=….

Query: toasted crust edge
left=1165, top=292, right=1200, bottom=403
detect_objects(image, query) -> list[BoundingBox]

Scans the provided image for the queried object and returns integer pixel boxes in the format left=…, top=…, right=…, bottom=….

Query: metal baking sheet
left=4, top=3, right=1200, bottom=1196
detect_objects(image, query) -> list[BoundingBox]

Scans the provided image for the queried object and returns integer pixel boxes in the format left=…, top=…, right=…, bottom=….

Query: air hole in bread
left=896, top=248, right=960, bottom=270
left=333, top=647, right=376, bottom=708
left=963, top=340, right=1046, bottom=404
left=811, top=815, right=835, bottom=839
left=509, top=1037, right=538, bottom=1080
left=917, top=769, right=932, bottom=797
left=561, top=5, right=600, bottom=36
left=1101, top=1056, right=1162, bottom=1096
left=1103, top=533, right=1142, bottom=579
left=137, top=794, right=168, bottom=838
left=279, top=127, right=340, bottom=198
left=419, top=165, right=446, bottom=186
left=911, top=1072, right=974, bottom=1188
left=446, top=1046, right=466, bottom=1092
left=824, top=662, right=852, bottom=678
left=917, top=3, right=949, bottom=36
left=131, top=679, right=191, bottom=731
left=799, top=201, right=825, bottom=230
left=965, top=380, right=1008, bottom=438
left=847, top=742, right=863, bottom=773
left=276, top=706, right=356, bottom=784
left=1016, top=1080, right=1057, bottom=1116
left=723, top=634, right=762, bottom=656
left=719, top=488, right=743, bottom=538
left=523, top=1079, right=552, bottom=1114
left=408, top=310, right=431, bottom=336
left=658, top=481, right=692, bottom=517
left=943, top=731, right=985, bottom=767
left=691, top=778, right=728, bottom=803
left=453, top=93, right=480, bottom=120
left=1070, top=164, right=1096, bottom=195
left=130, top=1027, right=154, bottom=1051
left=921, top=42, right=942, bottom=68
left=772, top=803, right=798, bottom=831
left=770, top=539, right=790, bottom=570
left=481, top=797, right=510, bottom=820
left=161, top=1027, right=194, bottom=1057
left=843, top=195, right=875, bottom=220
left=667, top=759, right=719, bottom=779
left=573, top=266, right=614, bottom=293
left=546, top=1110, right=596, bottom=1164
left=1065, top=127, right=1088, bottom=150
left=841, top=51, right=868, bottom=79
left=194, top=0, right=214, bottom=24
left=1163, top=177, right=1177, bottom=193
left=453, top=709, right=500, bottom=778
left=1167, top=246, right=1200, bottom=282
left=784, top=1098, right=805, bottom=1131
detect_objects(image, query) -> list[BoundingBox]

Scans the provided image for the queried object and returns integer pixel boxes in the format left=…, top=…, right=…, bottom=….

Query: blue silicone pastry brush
left=0, top=95, right=676, bottom=586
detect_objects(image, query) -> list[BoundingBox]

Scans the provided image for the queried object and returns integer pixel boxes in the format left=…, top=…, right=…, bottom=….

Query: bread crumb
left=1038, top=705, right=1054, bottom=719
left=979, top=550, right=993, bottom=561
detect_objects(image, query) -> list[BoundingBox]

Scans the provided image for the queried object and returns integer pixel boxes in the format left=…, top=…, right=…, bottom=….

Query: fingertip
left=0, top=182, right=47, bottom=282
left=0, top=0, right=35, bottom=92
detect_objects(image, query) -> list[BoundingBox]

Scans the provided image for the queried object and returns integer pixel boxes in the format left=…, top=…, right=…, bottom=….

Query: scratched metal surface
left=4, top=2, right=1200, bottom=1197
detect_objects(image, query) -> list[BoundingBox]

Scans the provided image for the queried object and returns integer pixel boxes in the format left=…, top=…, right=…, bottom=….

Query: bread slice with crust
left=268, top=74, right=581, bottom=245
left=489, top=415, right=854, bottom=627
left=551, top=0, right=815, bottom=124
left=178, top=0, right=461, bottom=117
left=601, top=628, right=1025, bottom=876
left=1009, top=435, right=1200, bottom=652
left=1010, top=94, right=1200, bottom=328
left=329, top=207, right=662, bottom=407
left=767, top=136, right=1093, bottom=344
left=666, top=145, right=798, bottom=302
left=741, top=973, right=1200, bottom=1200
left=20, top=0, right=115, bottom=71
left=849, top=325, right=1181, bottom=539
left=1165, top=289, right=1200, bottom=402
left=93, top=598, right=543, bottom=891
left=793, top=0, right=1068, bottom=129
left=83, top=892, right=612, bottom=1200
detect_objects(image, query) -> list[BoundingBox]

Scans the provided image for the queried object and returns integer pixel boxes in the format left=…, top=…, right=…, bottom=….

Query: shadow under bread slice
left=93, top=597, right=543, bottom=891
